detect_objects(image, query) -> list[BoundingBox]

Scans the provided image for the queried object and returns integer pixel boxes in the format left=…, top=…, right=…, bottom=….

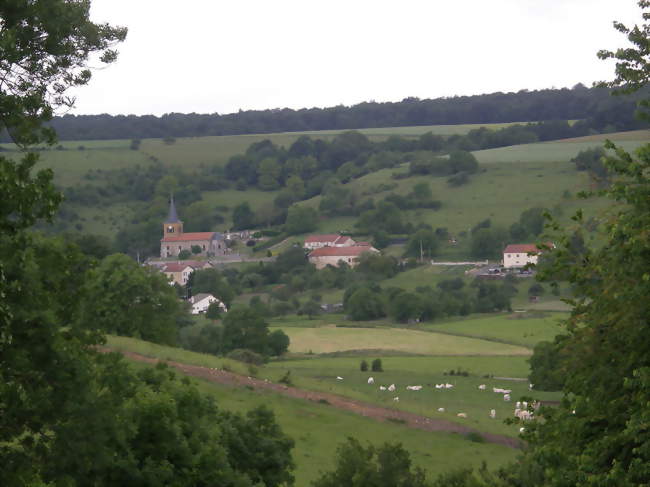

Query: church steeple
left=166, top=194, right=180, bottom=223
left=163, top=194, right=183, bottom=237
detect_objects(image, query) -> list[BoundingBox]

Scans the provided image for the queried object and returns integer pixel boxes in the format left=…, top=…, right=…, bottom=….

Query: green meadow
left=125, top=360, right=518, bottom=486
left=270, top=325, right=531, bottom=356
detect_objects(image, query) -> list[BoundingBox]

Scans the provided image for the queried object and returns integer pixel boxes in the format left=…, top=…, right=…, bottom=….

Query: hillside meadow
left=19, top=126, right=645, bottom=241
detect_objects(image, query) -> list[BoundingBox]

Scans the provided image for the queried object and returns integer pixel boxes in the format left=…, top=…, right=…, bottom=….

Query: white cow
left=489, top=409, right=496, bottom=419
left=478, top=384, right=486, bottom=390
left=406, top=385, right=423, bottom=391
left=393, top=396, right=399, bottom=402
left=503, top=394, right=511, bottom=402
left=519, top=427, right=526, bottom=433
left=336, top=376, right=343, bottom=380
left=529, top=383, right=534, bottom=390
left=516, top=401, right=522, bottom=409
left=437, top=407, right=445, bottom=412
left=368, top=377, right=374, bottom=385
left=388, top=384, right=396, bottom=392
left=435, top=384, right=444, bottom=389
left=457, top=412, right=467, bottom=418
left=444, top=383, right=454, bottom=389
left=379, top=386, right=386, bottom=391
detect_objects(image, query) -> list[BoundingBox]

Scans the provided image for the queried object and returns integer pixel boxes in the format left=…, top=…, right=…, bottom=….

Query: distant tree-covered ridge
left=4, top=85, right=647, bottom=141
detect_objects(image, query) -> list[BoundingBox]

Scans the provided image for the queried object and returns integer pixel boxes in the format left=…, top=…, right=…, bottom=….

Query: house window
left=202, top=244, right=206, bottom=250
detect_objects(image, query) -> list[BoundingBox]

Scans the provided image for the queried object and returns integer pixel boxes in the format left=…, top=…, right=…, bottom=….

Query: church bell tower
left=163, top=195, right=183, bottom=237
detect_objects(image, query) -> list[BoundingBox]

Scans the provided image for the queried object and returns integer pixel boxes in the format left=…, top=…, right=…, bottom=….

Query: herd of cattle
left=335, top=375, right=538, bottom=427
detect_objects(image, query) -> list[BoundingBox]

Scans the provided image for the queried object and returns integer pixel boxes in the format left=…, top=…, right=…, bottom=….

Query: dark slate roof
left=166, top=195, right=181, bottom=223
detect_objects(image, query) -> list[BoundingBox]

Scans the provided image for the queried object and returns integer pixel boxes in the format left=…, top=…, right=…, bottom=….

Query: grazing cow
left=368, top=377, right=374, bottom=384
left=437, top=407, right=445, bottom=412
left=336, top=376, right=343, bottom=380
left=529, top=383, right=534, bottom=390
left=406, top=385, right=423, bottom=391
left=503, top=394, right=511, bottom=401
left=522, top=401, right=528, bottom=409
left=444, top=383, right=454, bottom=389
left=489, top=409, right=496, bottom=419
left=516, top=401, right=522, bottom=409
left=457, top=413, right=467, bottom=418
left=379, top=386, right=386, bottom=391
left=435, top=384, right=444, bottom=389
left=478, top=384, right=486, bottom=390
left=393, top=397, right=399, bottom=402
left=519, top=427, right=525, bottom=433
left=388, top=384, right=396, bottom=392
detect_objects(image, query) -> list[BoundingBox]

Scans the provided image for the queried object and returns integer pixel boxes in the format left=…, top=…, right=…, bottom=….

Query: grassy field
left=473, top=138, right=647, bottom=165
left=269, top=325, right=531, bottom=356
left=265, top=356, right=558, bottom=438
left=9, top=121, right=533, bottom=187
left=425, top=313, right=567, bottom=347
left=124, top=360, right=518, bottom=486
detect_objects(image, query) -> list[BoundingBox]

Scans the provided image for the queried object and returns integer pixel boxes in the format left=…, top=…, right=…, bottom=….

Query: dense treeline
left=1, top=85, right=647, bottom=142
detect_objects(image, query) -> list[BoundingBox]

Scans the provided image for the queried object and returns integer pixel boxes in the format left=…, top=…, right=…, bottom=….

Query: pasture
left=425, top=312, right=567, bottom=347
left=269, top=325, right=531, bottom=356
left=132, top=361, right=520, bottom=486
left=265, top=356, right=558, bottom=438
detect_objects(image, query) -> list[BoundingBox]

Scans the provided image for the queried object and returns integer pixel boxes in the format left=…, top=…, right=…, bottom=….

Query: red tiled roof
left=309, top=245, right=376, bottom=258
left=503, top=244, right=541, bottom=254
left=305, top=234, right=341, bottom=243
left=161, top=232, right=216, bottom=242
left=161, top=263, right=195, bottom=272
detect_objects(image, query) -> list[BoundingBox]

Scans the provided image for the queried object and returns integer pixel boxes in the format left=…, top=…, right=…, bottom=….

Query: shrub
left=360, top=360, right=368, bottom=371
left=279, top=370, right=292, bottom=386
left=465, top=432, right=485, bottom=443
left=178, top=249, right=191, bottom=260
left=226, top=348, right=265, bottom=366
left=371, top=358, right=383, bottom=372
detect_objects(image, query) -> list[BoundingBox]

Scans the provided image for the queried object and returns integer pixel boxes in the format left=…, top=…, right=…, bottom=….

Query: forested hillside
left=3, top=85, right=647, bottom=141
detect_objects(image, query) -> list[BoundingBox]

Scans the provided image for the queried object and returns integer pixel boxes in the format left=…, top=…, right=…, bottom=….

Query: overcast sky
left=69, top=0, right=642, bottom=116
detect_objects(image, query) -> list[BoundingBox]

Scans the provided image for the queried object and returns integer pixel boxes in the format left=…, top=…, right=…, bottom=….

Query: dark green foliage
left=404, top=229, right=440, bottom=259
left=285, top=205, right=319, bottom=234
left=371, top=359, right=383, bottom=372
left=311, top=438, right=428, bottom=487
left=232, top=201, right=256, bottom=230
left=345, top=287, right=386, bottom=321
left=178, top=248, right=192, bottom=259
left=189, top=267, right=235, bottom=307
left=80, top=253, right=184, bottom=345
left=470, top=226, right=509, bottom=260
left=360, top=360, right=369, bottom=371
left=226, top=348, right=266, bottom=365
left=528, top=282, right=545, bottom=296
left=268, top=329, right=290, bottom=356
left=528, top=339, right=567, bottom=391
left=206, top=300, right=223, bottom=320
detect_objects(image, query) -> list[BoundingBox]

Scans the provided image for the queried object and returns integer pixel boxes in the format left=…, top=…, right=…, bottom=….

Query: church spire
left=166, top=194, right=180, bottom=223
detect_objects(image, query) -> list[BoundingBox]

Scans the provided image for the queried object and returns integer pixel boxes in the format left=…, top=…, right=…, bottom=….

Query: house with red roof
left=303, top=234, right=355, bottom=250
left=308, top=244, right=378, bottom=269
left=160, top=196, right=226, bottom=258
left=503, top=243, right=551, bottom=268
left=160, top=262, right=195, bottom=285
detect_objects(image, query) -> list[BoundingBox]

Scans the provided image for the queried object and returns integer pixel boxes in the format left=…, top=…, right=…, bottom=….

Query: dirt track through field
left=114, top=349, right=522, bottom=449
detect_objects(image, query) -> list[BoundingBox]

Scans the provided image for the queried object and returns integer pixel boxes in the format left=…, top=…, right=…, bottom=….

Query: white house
left=189, top=293, right=227, bottom=315
left=303, top=234, right=355, bottom=250
left=503, top=243, right=549, bottom=268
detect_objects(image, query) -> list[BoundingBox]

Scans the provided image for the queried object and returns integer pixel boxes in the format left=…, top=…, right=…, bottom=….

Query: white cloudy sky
left=69, top=0, right=642, bottom=116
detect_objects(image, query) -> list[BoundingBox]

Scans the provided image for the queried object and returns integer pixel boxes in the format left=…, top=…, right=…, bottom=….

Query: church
left=160, top=197, right=226, bottom=258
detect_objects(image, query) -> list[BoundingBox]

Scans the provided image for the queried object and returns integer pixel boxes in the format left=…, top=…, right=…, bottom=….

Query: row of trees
left=8, top=84, right=645, bottom=141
